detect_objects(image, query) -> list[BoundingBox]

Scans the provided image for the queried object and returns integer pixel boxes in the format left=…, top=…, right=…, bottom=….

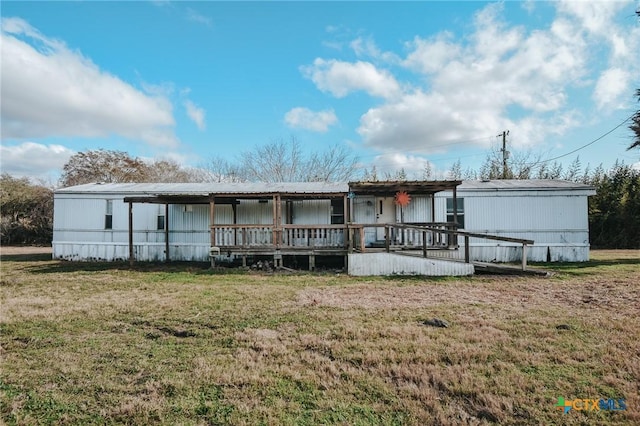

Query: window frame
left=105, top=200, right=113, bottom=230
left=330, top=198, right=345, bottom=225
left=446, top=197, right=465, bottom=229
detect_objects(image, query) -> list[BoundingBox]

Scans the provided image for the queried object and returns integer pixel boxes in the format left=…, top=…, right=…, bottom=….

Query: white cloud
left=356, top=2, right=600, bottom=152
left=522, top=0, right=536, bottom=14
left=0, top=17, right=178, bottom=147
left=306, top=2, right=639, bottom=158
left=301, top=58, right=402, bottom=99
left=0, top=142, right=75, bottom=180
left=557, top=0, right=628, bottom=38
left=370, top=153, right=433, bottom=177
left=184, top=100, right=206, bottom=130
left=350, top=37, right=400, bottom=64
left=403, top=33, right=461, bottom=74
left=186, top=8, right=212, bottom=27
left=593, top=68, right=630, bottom=109
left=284, top=107, right=338, bottom=132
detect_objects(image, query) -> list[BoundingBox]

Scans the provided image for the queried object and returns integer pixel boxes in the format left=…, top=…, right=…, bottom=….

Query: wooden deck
left=207, top=223, right=535, bottom=274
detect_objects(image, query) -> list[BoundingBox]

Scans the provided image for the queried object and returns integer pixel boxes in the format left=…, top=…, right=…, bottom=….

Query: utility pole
left=498, top=130, right=510, bottom=179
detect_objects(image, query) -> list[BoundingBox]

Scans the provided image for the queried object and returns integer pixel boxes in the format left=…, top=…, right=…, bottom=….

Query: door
left=375, top=197, right=396, bottom=240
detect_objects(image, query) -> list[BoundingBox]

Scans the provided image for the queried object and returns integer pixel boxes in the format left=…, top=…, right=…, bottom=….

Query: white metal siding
left=351, top=196, right=377, bottom=244
left=434, top=190, right=591, bottom=262
left=291, top=200, right=331, bottom=225
left=401, top=195, right=432, bottom=223
left=237, top=200, right=273, bottom=225
left=348, top=253, right=474, bottom=276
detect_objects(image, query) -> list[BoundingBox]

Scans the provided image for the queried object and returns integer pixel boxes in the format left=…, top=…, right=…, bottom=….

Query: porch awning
left=348, top=180, right=461, bottom=196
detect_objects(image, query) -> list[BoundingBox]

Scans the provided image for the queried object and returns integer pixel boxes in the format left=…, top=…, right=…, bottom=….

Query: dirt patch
left=297, top=275, right=640, bottom=312
left=0, top=246, right=52, bottom=255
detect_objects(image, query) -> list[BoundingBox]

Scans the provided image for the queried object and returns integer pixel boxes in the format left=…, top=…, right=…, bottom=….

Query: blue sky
left=1, top=1, right=639, bottom=183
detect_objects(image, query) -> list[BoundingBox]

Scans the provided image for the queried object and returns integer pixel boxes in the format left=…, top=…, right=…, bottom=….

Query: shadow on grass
left=18, top=258, right=249, bottom=276
left=532, top=257, right=640, bottom=274
left=0, top=253, right=53, bottom=262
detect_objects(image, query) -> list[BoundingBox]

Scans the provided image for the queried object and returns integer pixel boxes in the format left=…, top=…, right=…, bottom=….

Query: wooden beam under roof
left=348, top=180, right=461, bottom=195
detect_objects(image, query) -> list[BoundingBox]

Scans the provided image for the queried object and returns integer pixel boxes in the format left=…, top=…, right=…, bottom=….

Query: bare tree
left=145, top=159, right=201, bottom=183
left=306, top=144, right=358, bottom=182
left=201, top=137, right=358, bottom=183
left=197, top=157, right=246, bottom=183
left=60, top=150, right=150, bottom=187
left=240, top=137, right=304, bottom=182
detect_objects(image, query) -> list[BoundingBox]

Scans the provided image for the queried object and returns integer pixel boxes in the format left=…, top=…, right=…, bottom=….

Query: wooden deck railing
left=379, top=223, right=534, bottom=271
left=211, top=224, right=347, bottom=249
left=210, top=222, right=534, bottom=270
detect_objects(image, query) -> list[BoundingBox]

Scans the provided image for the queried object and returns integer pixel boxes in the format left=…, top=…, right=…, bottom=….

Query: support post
left=422, top=231, right=427, bottom=258
left=522, top=244, right=528, bottom=271
left=128, top=201, right=134, bottom=267
left=209, top=196, right=216, bottom=247
left=164, top=203, right=169, bottom=263
left=309, top=254, right=315, bottom=271
left=385, top=226, right=390, bottom=253
left=232, top=200, right=237, bottom=245
left=359, top=227, right=365, bottom=253
left=452, top=186, right=458, bottom=248
left=431, top=194, right=436, bottom=223
left=464, top=235, right=470, bottom=263
left=343, top=195, right=349, bottom=249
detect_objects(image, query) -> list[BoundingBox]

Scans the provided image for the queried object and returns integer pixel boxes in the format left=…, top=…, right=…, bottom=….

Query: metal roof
left=55, top=182, right=350, bottom=195
left=55, top=179, right=595, bottom=196
left=457, top=179, right=595, bottom=191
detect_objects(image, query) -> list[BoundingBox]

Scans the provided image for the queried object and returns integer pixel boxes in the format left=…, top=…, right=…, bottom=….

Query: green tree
left=629, top=89, right=640, bottom=150
left=0, top=174, right=53, bottom=245
left=588, top=161, right=640, bottom=248
left=60, top=150, right=150, bottom=187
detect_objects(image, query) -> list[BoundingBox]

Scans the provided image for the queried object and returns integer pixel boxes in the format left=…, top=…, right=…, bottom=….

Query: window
left=330, top=199, right=345, bottom=224
left=157, top=215, right=165, bottom=230
left=105, top=200, right=113, bottom=229
left=446, top=198, right=464, bottom=229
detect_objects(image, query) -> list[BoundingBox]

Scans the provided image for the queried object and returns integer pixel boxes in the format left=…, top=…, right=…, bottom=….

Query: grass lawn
left=1, top=248, right=638, bottom=425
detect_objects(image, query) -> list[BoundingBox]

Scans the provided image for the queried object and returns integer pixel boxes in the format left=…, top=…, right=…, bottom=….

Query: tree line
left=2, top=157, right=637, bottom=249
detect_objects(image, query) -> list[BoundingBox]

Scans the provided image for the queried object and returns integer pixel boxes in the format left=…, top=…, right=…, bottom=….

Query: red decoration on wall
left=394, top=191, right=411, bottom=207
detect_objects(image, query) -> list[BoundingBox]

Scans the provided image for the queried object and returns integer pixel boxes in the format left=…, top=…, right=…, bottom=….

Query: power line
left=525, top=113, right=635, bottom=167
left=355, top=134, right=497, bottom=160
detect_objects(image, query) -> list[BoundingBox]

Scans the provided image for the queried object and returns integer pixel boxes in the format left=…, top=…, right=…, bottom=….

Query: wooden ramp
left=471, top=261, right=550, bottom=276
left=373, top=249, right=550, bottom=276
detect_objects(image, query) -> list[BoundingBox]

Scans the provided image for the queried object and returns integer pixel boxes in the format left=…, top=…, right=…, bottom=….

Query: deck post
left=309, top=254, right=315, bottom=271
left=522, top=244, right=528, bottom=271
left=232, top=200, right=237, bottom=245
left=128, top=201, right=134, bottom=267
left=464, top=235, right=470, bottom=263
left=209, top=195, right=215, bottom=247
left=422, top=231, right=427, bottom=258
left=431, top=195, right=436, bottom=223
left=359, top=227, right=365, bottom=253
left=385, top=226, right=390, bottom=253
left=164, top=203, right=169, bottom=262
left=344, top=195, right=350, bottom=250
left=452, top=186, right=458, bottom=248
